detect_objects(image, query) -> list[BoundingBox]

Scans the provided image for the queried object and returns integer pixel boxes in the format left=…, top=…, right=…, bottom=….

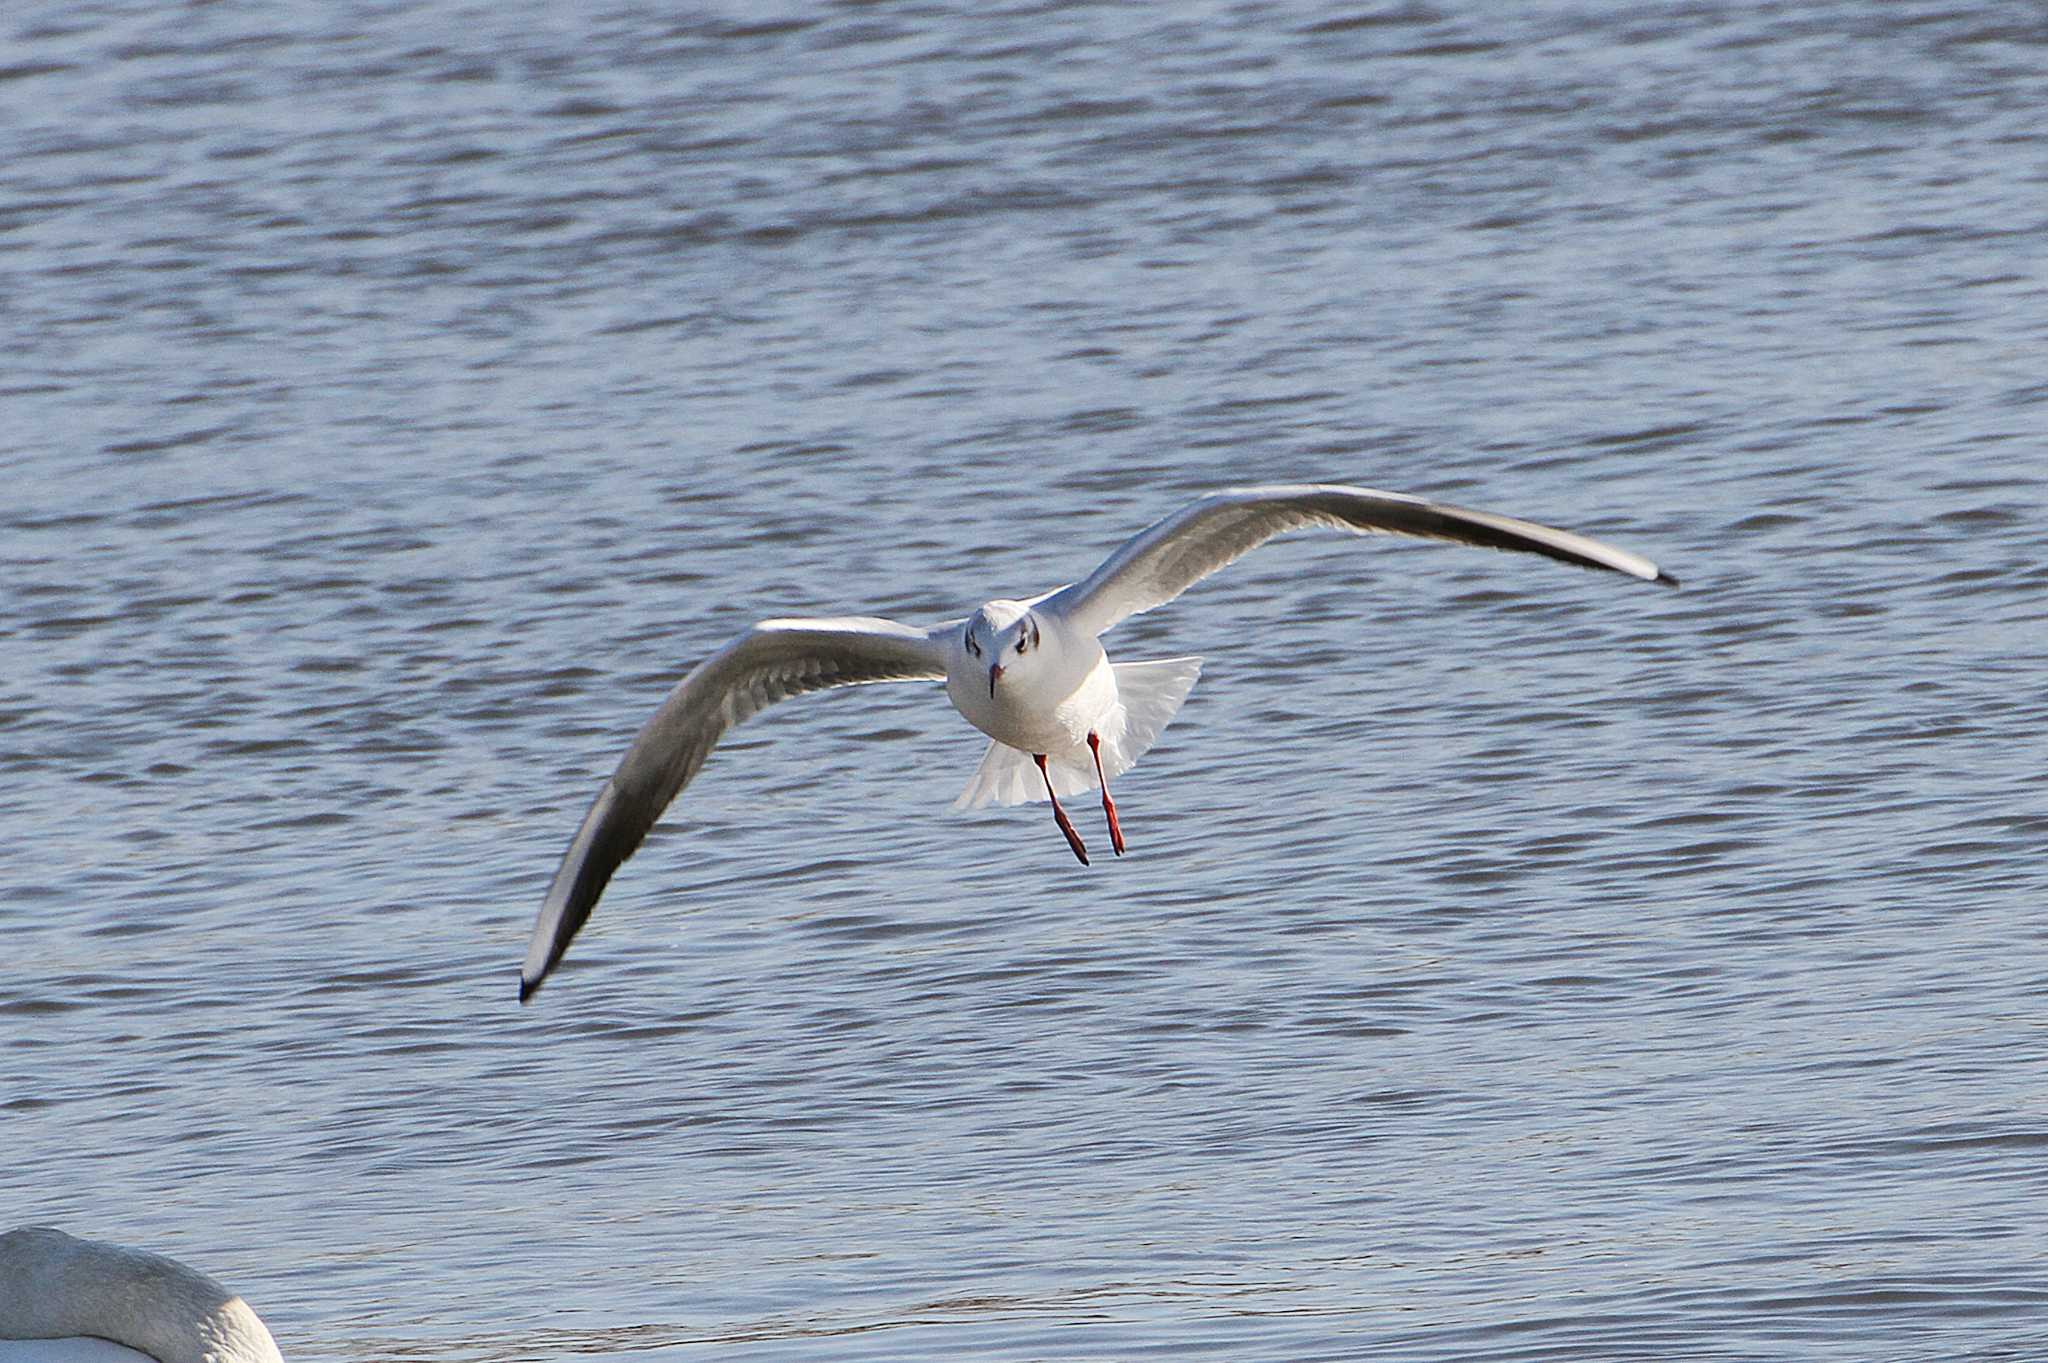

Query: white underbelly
left=951, top=654, right=1120, bottom=757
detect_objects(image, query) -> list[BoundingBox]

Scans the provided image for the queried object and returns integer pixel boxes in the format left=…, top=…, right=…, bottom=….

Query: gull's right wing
left=519, top=616, right=951, bottom=1001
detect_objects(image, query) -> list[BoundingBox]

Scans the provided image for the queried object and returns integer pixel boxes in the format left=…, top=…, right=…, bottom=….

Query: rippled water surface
left=5, top=2, right=2046, bottom=1359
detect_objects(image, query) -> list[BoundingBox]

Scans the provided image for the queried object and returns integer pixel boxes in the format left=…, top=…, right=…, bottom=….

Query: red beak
left=989, top=662, right=1003, bottom=698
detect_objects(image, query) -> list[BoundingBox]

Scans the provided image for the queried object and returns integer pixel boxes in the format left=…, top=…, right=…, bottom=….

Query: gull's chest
left=947, top=651, right=1118, bottom=755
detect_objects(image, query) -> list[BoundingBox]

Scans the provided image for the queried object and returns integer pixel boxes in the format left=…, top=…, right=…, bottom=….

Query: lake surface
left=4, top=2, right=2045, bottom=1359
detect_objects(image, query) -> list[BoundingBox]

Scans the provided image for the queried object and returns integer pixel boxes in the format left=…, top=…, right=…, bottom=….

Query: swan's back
left=0, top=1228, right=282, bottom=1363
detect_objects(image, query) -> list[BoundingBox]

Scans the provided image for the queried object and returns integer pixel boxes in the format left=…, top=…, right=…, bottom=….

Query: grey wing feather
left=519, top=616, right=949, bottom=1000
left=1041, top=483, right=1676, bottom=637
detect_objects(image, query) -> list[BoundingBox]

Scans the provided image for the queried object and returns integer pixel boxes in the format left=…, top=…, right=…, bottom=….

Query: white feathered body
left=0, top=1227, right=283, bottom=1363
left=942, top=601, right=1201, bottom=810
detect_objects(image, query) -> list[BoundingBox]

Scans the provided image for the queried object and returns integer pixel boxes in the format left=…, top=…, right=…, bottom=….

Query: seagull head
left=964, top=601, right=1044, bottom=699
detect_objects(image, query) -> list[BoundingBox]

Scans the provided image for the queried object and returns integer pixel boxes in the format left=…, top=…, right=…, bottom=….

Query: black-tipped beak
left=989, top=662, right=1003, bottom=698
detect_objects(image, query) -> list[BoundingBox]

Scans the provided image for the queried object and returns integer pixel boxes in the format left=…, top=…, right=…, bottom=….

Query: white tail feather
left=1100, top=655, right=1203, bottom=779
left=951, top=656, right=1202, bottom=810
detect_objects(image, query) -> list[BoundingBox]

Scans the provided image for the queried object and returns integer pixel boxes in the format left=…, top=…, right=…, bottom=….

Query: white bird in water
left=0, top=1227, right=283, bottom=1363
left=519, top=483, right=1675, bottom=1000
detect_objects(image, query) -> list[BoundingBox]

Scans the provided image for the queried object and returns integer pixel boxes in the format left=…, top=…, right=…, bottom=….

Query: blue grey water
left=3, top=1, right=2044, bottom=1359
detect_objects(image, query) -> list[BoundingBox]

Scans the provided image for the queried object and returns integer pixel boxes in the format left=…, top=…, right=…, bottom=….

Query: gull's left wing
left=1041, top=483, right=1676, bottom=638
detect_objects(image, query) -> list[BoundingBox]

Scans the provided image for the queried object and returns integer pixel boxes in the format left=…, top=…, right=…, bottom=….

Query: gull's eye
left=964, top=632, right=979, bottom=657
left=1015, top=635, right=1028, bottom=654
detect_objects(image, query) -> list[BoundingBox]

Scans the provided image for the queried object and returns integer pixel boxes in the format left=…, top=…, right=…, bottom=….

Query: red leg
left=1035, top=753, right=1089, bottom=865
left=1087, top=731, right=1125, bottom=856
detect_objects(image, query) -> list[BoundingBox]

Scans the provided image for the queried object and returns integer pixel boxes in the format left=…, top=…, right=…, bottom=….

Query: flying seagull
left=519, top=483, right=1675, bottom=999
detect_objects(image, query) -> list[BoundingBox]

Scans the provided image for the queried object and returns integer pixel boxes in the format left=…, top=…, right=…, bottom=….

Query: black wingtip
left=518, top=974, right=540, bottom=1004
left=1654, top=568, right=1681, bottom=589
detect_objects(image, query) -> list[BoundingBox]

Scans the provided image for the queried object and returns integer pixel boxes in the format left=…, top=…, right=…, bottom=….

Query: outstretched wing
left=519, top=616, right=950, bottom=1000
left=1041, top=483, right=1675, bottom=637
